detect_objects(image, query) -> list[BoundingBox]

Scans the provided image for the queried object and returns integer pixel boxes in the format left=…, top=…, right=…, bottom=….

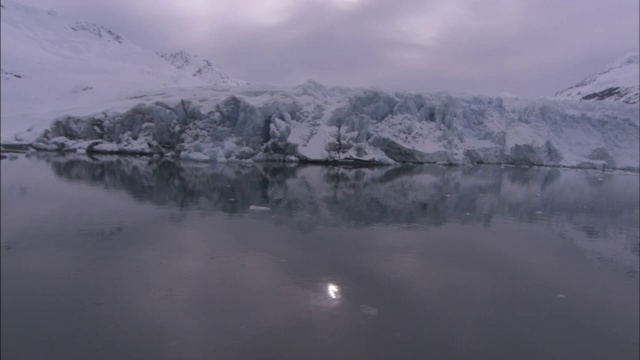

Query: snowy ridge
left=555, top=53, right=639, bottom=104
left=69, top=21, right=124, bottom=43
left=157, top=50, right=193, bottom=70
left=0, top=0, right=242, bottom=136
left=1, top=67, right=22, bottom=80
left=158, top=50, right=248, bottom=87
left=10, top=81, right=639, bottom=170
left=0, top=0, right=200, bottom=113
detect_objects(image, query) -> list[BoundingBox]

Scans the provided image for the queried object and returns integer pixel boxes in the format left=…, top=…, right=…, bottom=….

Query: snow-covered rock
left=18, top=81, right=639, bottom=170
left=555, top=53, right=639, bottom=105
left=158, top=50, right=248, bottom=87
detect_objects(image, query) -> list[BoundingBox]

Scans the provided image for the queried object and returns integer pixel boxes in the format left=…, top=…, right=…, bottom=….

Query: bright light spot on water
left=327, top=283, right=340, bottom=299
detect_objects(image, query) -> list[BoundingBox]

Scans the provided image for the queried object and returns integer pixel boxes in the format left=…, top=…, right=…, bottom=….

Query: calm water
left=1, top=153, right=639, bottom=360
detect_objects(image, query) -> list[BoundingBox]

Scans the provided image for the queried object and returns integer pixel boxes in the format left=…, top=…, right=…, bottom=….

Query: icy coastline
left=5, top=81, right=637, bottom=170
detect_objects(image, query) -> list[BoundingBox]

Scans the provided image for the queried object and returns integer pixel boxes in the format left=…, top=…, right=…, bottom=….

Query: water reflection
left=2, top=153, right=638, bottom=360
left=37, top=154, right=636, bottom=228
left=33, top=153, right=639, bottom=277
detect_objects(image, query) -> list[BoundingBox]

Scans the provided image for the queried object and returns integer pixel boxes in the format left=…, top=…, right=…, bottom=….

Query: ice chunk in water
left=249, top=205, right=270, bottom=211
left=360, top=305, right=379, bottom=316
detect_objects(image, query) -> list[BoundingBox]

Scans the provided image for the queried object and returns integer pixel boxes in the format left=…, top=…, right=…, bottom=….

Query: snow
left=1, top=1, right=638, bottom=170
left=555, top=53, right=639, bottom=104
left=0, top=0, right=244, bottom=138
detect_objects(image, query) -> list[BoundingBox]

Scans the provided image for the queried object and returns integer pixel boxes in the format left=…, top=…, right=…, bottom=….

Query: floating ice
left=360, top=305, right=379, bottom=316
left=249, top=205, right=270, bottom=211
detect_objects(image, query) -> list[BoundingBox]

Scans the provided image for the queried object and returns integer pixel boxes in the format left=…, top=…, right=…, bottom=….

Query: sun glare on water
left=327, top=283, right=340, bottom=299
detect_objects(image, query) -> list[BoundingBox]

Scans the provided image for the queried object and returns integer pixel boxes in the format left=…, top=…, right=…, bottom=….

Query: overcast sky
left=17, top=0, right=640, bottom=97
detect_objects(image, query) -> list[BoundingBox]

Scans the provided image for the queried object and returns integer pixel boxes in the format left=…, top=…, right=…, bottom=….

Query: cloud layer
left=16, top=0, right=640, bottom=96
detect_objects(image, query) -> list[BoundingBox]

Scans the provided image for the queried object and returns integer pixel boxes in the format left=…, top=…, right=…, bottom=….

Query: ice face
left=17, top=82, right=640, bottom=170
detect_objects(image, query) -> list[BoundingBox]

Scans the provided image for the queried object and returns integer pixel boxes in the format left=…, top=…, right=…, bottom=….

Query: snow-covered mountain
left=0, top=0, right=199, bottom=97
left=0, top=0, right=243, bottom=135
left=555, top=53, right=639, bottom=104
left=158, top=50, right=248, bottom=87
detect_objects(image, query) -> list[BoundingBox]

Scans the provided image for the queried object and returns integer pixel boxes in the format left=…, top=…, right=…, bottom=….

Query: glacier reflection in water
left=1, top=153, right=638, bottom=360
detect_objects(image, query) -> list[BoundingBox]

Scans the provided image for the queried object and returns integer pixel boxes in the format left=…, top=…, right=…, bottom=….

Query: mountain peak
left=157, top=50, right=248, bottom=87
left=555, top=52, right=639, bottom=104
left=157, top=50, right=193, bottom=69
left=609, top=52, right=639, bottom=69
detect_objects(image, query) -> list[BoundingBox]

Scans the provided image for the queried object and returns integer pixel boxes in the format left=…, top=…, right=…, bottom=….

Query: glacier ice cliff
left=23, top=81, right=640, bottom=170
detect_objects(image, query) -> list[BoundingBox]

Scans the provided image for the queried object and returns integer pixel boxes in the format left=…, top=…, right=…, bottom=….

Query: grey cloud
left=17, top=0, right=640, bottom=97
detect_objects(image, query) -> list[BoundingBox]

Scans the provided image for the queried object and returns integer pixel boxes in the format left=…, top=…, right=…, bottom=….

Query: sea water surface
left=1, top=153, right=639, bottom=360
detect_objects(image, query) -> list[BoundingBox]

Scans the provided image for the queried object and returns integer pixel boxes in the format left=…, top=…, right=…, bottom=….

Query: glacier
left=11, top=80, right=639, bottom=170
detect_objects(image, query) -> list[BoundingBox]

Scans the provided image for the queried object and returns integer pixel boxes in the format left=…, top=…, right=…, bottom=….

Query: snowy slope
left=158, top=50, right=248, bottom=87
left=0, top=0, right=240, bottom=136
left=555, top=53, right=639, bottom=104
